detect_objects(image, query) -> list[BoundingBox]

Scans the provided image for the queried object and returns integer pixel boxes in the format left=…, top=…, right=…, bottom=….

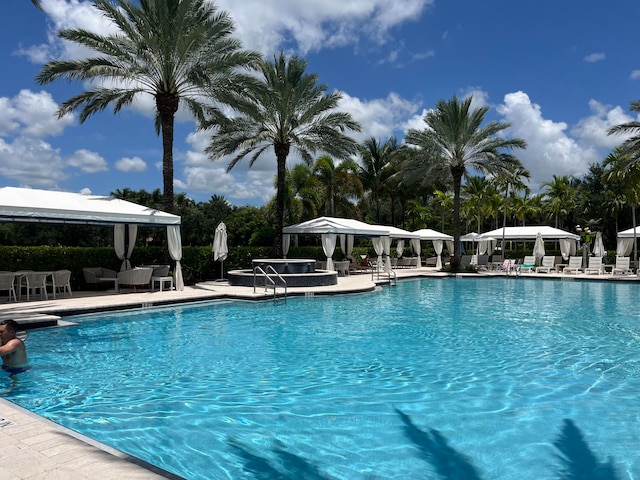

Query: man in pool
left=0, top=320, right=29, bottom=375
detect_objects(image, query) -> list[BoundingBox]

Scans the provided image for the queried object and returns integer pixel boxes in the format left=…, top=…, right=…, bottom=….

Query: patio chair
left=0, top=273, right=17, bottom=302
left=20, top=271, right=49, bottom=301
left=611, top=256, right=631, bottom=275
left=584, top=256, right=604, bottom=275
left=563, top=256, right=584, bottom=274
left=47, top=269, right=72, bottom=299
left=535, top=256, right=555, bottom=273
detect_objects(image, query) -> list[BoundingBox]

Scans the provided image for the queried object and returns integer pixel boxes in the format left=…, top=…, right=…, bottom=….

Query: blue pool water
left=3, top=277, right=640, bottom=479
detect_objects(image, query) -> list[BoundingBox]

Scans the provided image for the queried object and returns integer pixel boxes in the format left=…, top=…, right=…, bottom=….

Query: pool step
left=0, top=313, right=60, bottom=329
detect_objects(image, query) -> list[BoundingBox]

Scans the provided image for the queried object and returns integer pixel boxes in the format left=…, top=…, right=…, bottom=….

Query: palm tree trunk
left=451, top=166, right=463, bottom=271
left=274, top=143, right=290, bottom=257
left=156, top=93, right=179, bottom=214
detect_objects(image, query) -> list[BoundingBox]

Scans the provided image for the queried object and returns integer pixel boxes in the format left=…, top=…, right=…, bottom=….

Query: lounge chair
left=563, top=257, right=584, bottom=274
left=83, top=267, right=118, bottom=289
left=584, top=257, right=604, bottom=275
left=535, top=256, right=555, bottom=273
left=611, top=256, right=631, bottom=275
left=117, top=267, right=153, bottom=291
left=347, top=255, right=371, bottom=273
left=497, top=259, right=516, bottom=273
left=460, top=255, right=472, bottom=268
left=519, top=255, right=536, bottom=273
left=476, top=255, right=490, bottom=271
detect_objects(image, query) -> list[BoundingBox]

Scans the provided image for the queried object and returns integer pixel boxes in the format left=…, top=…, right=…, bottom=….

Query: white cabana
left=617, top=226, right=640, bottom=257
left=413, top=228, right=454, bottom=269
left=481, top=225, right=579, bottom=261
left=283, top=216, right=390, bottom=271
left=480, top=225, right=580, bottom=241
left=381, top=226, right=421, bottom=264
left=0, top=186, right=185, bottom=290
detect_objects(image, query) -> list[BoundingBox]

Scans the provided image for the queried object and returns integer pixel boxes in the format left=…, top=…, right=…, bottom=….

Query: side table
left=152, top=276, right=174, bottom=292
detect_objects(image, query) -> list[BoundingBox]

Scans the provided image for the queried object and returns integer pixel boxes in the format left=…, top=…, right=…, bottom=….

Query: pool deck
left=0, top=266, right=637, bottom=479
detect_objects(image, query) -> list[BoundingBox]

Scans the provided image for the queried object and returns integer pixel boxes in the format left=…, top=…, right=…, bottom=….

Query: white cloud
left=0, top=90, right=74, bottom=137
left=115, top=156, right=147, bottom=172
left=584, top=52, right=605, bottom=63
left=571, top=99, right=636, bottom=149
left=630, top=70, right=640, bottom=80
left=217, top=0, right=435, bottom=54
left=497, top=91, right=601, bottom=190
left=339, top=91, right=422, bottom=141
left=0, top=136, right=67, bottom=188
left=67, top=148, right=108, bottom=173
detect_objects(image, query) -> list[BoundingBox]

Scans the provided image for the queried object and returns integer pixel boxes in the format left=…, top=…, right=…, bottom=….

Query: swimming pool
left=3, top=277, right=640, bottom=479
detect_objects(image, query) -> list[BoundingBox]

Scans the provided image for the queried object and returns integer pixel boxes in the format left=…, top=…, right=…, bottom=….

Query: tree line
left=28, top=0, right=640, bottom=269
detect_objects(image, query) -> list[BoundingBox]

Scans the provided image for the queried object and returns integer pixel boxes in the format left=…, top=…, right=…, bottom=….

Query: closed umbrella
left=593, top=231, right=606, bottom=258
left=533, top=232, right=545, bottom=261
left=212, top=222, right=228, bottom=280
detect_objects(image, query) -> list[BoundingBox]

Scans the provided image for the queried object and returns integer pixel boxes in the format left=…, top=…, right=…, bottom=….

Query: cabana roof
left=618, top=226, right=640, bottom=238
left=480, top=225, right=579, bottom=241
left=283, top=216, right=389, bottom=236
left=412, top=228, right=454, bottom=241
left=0, top=187, right=180, bottom=226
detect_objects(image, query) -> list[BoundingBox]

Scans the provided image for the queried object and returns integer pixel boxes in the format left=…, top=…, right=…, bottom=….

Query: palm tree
left=462, top=176, right=495, bottom=233
left=403, top=96, right=526, bottom=270
left=540, top=175, right=577, bottom=229
left=491, top=163, right=529, bottom=251
left=313, top=155, right=363, bottom=217
left=511, top=194, right=541, bottom=226
left=359, top=136, right=399, bottom=223
left=206, top=52, right=361, bottom=256
left=31, top=0, right=43, bottom=11
left=603, top=147, right=640, bottom=264
left=431, top=189, right=454, bottom=233
left=36, top=0, right=260, bottom=213
left=607, top=100, right=640, bottom=164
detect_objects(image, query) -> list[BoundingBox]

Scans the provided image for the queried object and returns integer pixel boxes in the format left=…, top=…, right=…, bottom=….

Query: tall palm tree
left=403, top=96, right=526, bottom=270
left=511, top=194, right=541, bottom=226
left=206, top=52, right=361, bottom=256
left=36, top=0, right=260, bottom=213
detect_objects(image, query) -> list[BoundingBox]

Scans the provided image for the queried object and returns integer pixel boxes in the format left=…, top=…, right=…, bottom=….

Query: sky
left=2, top=0, right=640, bottom=207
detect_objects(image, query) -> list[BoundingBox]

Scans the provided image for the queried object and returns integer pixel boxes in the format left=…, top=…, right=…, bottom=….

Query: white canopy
left=283, top=216, right=391, bottom=272
left=0, top=187, right=184, bottom=290
left=412, top=228, right=454, bottom=241
left=0, top=187, right=180, bottom=225
left=617, top=226, right=640, bottom=238
left=383, top=226, right=421, bottom=239
left=283, top=216, right=390, bottom=236
left=480, top=226, right=579, bottom=241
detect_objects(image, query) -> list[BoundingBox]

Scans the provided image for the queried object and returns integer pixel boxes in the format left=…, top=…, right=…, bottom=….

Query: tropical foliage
left=36, top=0, right=260, bottom=213
left=205, top=52, right=361, bottom=256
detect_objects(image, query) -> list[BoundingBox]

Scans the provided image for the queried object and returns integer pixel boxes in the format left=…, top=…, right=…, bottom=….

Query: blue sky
left=2, top=0, right=640, bottom=206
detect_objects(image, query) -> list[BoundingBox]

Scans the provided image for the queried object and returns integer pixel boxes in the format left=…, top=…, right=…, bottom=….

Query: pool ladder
left=253, top=266, right=287, bottom=301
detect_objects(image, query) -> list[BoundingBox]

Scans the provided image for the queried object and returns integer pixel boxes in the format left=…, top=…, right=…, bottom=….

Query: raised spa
left=228, top=258, right=337, bottom=287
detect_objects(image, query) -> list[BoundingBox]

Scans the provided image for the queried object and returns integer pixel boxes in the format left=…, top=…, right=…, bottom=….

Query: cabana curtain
left=321, top=233, right=337, bottom=271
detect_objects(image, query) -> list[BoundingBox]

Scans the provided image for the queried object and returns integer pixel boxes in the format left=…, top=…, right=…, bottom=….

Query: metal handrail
left=253, top=266, right=287, bottom=301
